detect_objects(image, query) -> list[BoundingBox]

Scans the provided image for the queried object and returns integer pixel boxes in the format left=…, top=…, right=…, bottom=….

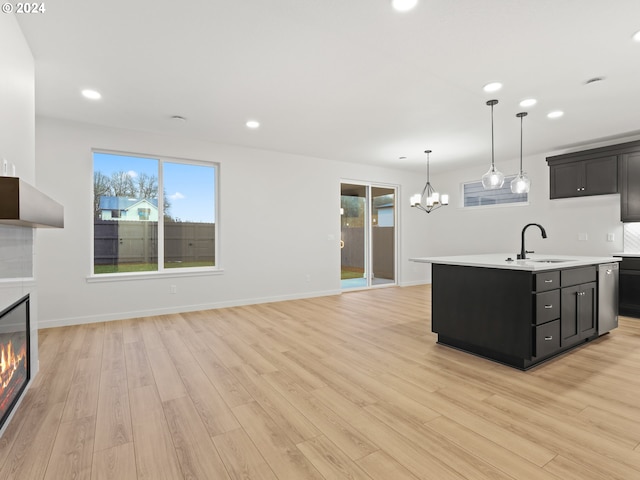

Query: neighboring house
left=98, top=196, right=159, bottom=221
left=376, top=203, right=395, bottom=227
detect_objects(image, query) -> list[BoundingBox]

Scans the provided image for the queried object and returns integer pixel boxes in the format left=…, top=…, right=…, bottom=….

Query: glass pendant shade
left=510, top=111, right=530, bottom=194
left=482, top=165, right=505, bottom=189
left=510, top=173, right=530, bottom=193
left=482, top=99, right=504, bottom=190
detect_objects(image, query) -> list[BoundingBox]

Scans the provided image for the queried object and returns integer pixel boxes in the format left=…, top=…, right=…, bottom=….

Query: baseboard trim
left=38, top=288, right=342, bottom=329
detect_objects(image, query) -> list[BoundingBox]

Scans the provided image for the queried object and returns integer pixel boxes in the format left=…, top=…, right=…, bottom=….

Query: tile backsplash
left=0, top=226, right=33, bottom=279
left=623, top=223, right=640, bottom=253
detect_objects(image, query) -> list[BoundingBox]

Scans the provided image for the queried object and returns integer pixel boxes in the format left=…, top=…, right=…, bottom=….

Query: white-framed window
left=92, top=150, right=218, bottom=275
left=462, top=175, right=528, bottom=208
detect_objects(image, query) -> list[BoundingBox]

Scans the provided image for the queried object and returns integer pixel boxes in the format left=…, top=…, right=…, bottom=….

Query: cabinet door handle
left=577, top=291, right=586, bottom=296
left=544, top=305, right=553, bottom=309
left=544, top=279, right=553, bottom=283
left=544, top=336, right=553, bottom=341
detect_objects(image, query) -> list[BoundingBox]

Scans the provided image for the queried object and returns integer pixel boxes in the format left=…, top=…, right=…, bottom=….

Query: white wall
left=35, top=117, right=432, bottom=327
left=0, top=14, right=38, bottom=431
left=0, top=16, right=35, bottom=184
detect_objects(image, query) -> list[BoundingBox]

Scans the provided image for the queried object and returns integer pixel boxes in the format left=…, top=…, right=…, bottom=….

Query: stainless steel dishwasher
left=598, top=263, right=619, bottom=335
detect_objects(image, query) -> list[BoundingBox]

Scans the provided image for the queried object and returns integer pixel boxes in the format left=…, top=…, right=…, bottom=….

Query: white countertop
left=409, top=253, right=621, bottom=271
left=614, top=252, right=640, bottom=257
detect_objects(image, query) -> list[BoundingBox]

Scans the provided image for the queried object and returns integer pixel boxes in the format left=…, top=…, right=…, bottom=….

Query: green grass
left=341, top=268, right=364, bottom=280
left=94, top=263, right=157, bottom=274
left=94, top=261, right=214, bottom=274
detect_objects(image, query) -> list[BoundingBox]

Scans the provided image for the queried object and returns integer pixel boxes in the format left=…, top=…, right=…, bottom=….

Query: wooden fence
left=94, top=220, right=215, bottom=265
left=341, top=226, right=394, bottom=280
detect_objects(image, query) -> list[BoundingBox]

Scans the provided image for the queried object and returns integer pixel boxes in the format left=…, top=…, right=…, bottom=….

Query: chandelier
left=410, top=150, right=448, bottom=213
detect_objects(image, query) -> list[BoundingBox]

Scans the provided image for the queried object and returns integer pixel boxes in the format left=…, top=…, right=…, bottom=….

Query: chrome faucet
left=518, top=223, right=547, bottom=259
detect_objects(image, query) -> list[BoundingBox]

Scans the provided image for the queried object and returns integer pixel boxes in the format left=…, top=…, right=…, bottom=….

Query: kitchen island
left=411, top=253, right=620, bottom=369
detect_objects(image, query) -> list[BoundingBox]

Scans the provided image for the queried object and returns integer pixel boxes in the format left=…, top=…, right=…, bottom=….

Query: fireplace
left=0, top=295, right=30, bottom=431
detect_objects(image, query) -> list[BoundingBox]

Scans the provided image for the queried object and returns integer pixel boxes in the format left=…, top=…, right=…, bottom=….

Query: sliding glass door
left=340, top=182, right=397, bottom=290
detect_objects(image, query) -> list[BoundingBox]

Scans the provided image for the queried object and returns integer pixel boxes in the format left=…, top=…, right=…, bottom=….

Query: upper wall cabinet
left=620, top=151, right=640, bottom=222
left=547, top=140, right=640, bottom=221
left=548, top=155, right=618, bottom=199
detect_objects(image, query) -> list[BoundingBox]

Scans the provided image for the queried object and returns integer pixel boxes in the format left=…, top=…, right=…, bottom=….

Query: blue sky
left=94, top=152, right=216, bottom=223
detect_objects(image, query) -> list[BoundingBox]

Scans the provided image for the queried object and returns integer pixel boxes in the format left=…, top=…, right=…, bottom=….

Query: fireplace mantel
left=0, top=177, right=63, bottom=228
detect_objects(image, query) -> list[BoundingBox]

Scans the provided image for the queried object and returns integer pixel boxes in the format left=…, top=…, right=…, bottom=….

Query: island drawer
left=534, top=271, right=560, bottom=292
left=534, top=319, right=560, bottom=358
left=534, top=290, right=560, bottom=325
left=561, top=266, right=596, bottom=287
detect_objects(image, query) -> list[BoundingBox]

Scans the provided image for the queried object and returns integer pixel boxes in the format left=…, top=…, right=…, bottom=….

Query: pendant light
left=410, top=150, right=448, bottom=213
left=481, top=99, right=505, bottom=189
left=511, top=112, right=531, bottom=194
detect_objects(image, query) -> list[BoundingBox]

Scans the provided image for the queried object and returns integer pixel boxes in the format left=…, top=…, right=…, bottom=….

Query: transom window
left=92, top=151, right=218, bottom=275
left=463, top=175, right=528, bottom=208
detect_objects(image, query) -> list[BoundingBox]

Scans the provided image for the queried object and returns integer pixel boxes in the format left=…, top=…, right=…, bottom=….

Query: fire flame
left=0, top=341, right=26, bottom=390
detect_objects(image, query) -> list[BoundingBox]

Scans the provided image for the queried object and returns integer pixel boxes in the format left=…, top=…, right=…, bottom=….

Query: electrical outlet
left=607, top=233, right=615, bottom=242
left=578, top=232, right=588, bottom=241
left=170, top=285, right=177, bottom=294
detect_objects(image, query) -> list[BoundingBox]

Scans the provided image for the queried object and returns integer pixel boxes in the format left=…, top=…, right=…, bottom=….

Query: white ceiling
left=16, top=0, right=640, bottom=171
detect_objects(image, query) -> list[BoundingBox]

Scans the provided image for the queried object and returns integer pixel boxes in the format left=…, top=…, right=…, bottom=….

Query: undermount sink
left=529, top=259, right=572, bottom=263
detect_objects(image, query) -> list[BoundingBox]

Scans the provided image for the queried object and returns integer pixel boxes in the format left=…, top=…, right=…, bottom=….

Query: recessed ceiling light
left=81, top=89, right=101, bottom=100
left=519, top=98, right=537, bottom=108
left=547, top=110, right=564, bottom=119
left=391, top=0, right=418, bottom=12
left=483, top=82, right=503, bottom=93
left=633, top=30, right=640, bottom=42
left=246, top=120, right=260, bottom=129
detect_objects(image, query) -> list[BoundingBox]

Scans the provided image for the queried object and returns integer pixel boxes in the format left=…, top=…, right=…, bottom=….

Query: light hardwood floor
left=1, top=285, right=640, bottom=479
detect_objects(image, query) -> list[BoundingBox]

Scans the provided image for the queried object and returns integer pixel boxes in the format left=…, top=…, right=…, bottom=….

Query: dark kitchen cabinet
left=547, top=140, right=640, bottom=220
left=619, top=151, right=640, bottom=222
left=430, top=263, right=603, bottom=370
left=548, top=155, right=618, bottom=199
left=560, top=266, right=597, bottom=346
left=619, top=256, right=640, bottom=317
left=560, top=282, right=596, bottom=346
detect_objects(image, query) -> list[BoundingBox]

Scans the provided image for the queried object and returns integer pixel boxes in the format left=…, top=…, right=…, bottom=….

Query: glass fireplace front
left=0, top=295, right=30, bottom=431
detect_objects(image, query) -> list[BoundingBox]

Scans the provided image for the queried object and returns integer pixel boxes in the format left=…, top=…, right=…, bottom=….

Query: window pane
left=463, top=175, right=528, bottom=207
left=93, top=153, right=159, bottom=274
left=163, top=162, right=216, bottom=269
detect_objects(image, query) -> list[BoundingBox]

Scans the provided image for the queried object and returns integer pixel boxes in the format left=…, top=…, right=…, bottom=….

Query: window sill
left=86, top=268, right=224, bottom=283
left=0, top=277, right=36, bottom=286
left=461, top=201, right=530, bottom=211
